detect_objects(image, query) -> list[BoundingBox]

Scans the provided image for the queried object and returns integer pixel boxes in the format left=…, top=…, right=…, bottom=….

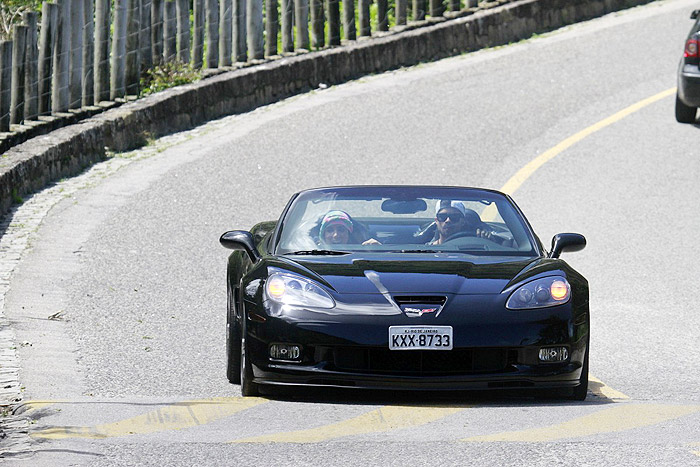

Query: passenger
left=319, top=210, right=354, bottom=244
left=317, top=210, right=381, bottom=246
left=428, top=200, right=498, bottom=245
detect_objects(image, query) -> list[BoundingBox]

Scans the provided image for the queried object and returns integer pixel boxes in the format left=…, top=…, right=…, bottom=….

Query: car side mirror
left=220, top=230, right=261, bottom=263
left=692, top=9, right=699, bottom=19
left=549, top=233, right=586, bottom=259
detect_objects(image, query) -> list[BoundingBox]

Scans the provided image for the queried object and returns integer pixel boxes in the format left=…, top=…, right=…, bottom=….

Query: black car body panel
left=222, top=186, right=589, bottom=396
left=679, top=63, right=700, bottom=107
left=678, top=11, right=700, bottom=109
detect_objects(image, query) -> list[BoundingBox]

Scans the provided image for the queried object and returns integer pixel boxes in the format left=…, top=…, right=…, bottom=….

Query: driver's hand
left=475, top=228, right=494, bottom=240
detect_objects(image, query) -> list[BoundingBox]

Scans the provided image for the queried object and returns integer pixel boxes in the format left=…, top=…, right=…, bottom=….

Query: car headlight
left=265, top=273, right=335, bottom=309
left=506, top=276, right=571, bottom=310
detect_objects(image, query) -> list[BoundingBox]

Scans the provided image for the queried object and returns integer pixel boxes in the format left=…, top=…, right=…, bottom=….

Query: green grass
left=11, top=189, right=23, bottom=204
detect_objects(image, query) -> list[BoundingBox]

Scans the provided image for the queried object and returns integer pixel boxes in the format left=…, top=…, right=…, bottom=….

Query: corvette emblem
left=402, top=306, right=440, bottom=317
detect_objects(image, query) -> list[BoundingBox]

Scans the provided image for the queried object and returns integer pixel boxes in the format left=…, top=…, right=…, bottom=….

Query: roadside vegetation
left=140, top=61, right=202, bottom=95
left=0, top=0, right=40, bottom=40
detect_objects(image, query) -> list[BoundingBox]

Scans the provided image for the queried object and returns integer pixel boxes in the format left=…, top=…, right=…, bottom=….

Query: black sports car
left=220, top=186, right=589, bottom=400
left=676, top=9, right=700, bottom=123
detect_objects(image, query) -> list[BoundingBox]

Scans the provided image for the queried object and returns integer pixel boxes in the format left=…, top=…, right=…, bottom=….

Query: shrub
left=140, top=61, right=202, bottom=95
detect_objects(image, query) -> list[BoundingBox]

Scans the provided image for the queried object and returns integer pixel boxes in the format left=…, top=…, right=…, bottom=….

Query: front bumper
left=243, top=295, right=588, bottom=391
left=254, top=361, right=583, bottom=391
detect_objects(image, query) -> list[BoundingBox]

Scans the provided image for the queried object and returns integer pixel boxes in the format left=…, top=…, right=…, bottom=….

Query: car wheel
left=240, top=318, right=259, bottom=397
left=226, top=286, right=241, bottom=384
left=675, top=94, right=697, bottom=123
left=567, top=346, right=589, bottom=401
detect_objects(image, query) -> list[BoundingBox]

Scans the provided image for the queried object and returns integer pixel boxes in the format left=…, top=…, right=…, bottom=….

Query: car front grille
left=323, top=346, right=516, bottom=376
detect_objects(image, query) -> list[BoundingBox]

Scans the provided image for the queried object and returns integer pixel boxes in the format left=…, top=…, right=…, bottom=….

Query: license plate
left=388, top=326, right=453, bottom=350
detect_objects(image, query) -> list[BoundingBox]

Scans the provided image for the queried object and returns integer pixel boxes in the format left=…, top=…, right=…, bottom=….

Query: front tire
left=240, top=318, right=259, bottom=397
left=568, top=346, right=589, bottom=401
left=226, top=286, right=241, bottom=384
left=675, top=94, right=697, bottom=123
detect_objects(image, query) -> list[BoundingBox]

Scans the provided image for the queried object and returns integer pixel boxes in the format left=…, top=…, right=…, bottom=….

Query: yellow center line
left=500, top=87, right=677, bottom=196
left=690, top=442, right=700, bottom=457
left=231, top=405, right=465, bottom=443
left=588, top=375, right=629, bottom=401
left=31, top=397, right=267, bottom=440
left=463, top=403, right=700, bottom=442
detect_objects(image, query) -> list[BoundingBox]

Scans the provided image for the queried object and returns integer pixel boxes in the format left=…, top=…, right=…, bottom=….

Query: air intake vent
left=393, top=296, right=446, bottom=306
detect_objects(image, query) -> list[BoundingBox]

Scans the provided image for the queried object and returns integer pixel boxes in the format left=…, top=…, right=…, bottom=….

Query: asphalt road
left=4, top=0, right=700, bottom=464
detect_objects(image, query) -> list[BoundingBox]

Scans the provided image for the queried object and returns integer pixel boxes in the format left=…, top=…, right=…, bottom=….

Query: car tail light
left=685, top=38, right=699, bottom=58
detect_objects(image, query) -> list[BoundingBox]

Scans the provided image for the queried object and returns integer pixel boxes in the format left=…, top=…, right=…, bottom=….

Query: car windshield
left=275, top=187, right=539, bottom=256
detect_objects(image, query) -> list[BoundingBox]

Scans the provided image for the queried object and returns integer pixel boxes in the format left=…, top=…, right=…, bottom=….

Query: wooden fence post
left=343, top=0, right=356, bottom=40
left=247, top=0, right=263, bottom=59
left=126, top=0, right=141, bottom=96
left=38, top=2, right=58, bottom=114
left=70, top=0, right=84, bottom=109
left=396, top=0, right=407, bottom=25
left=310, top=0, right=324, bottom=49
left=164, top=0, right=177, bottom=63
left=233, top=0, right=247, bottom=61
left=0, top=42, right=12, bottom=131
left=327, top=0, right=340, bottom=46
left=220, top=0, right=232, bottom=65
left=377, top=0, right=388, bottom=31
left=151, top=0, right=164, bottom=66
left=140, top=0, right=153, bottom=71
left=176, top=0, right=190, bottom=63
left=466, top=0, right=476, bottom=7
left=10, top=26, right=28, bottom=125
left=359, top=0, right=370, bottom=37
left=193, top=0, right=205, bottom=67
left=206, top=0, right=220, bottom=67
left=413, top=0, right=426, bottom=21
left=94, top=0, right=109, bottom=103
left=111, top=0, right=127, bottom=99
left=23, top=12, right=39, bottom=121
left=429, top=0, right=443, bottom=17
left=265, top=0, right=278, bottom=56
left=295, top=0, right=309, bottom=50
left=82, top=0, right=95, bottom=107
left=449, top=0, right=459, bottom=12
left=281, top=0, right=293, bottom=53
left=53, top=0, right=71, bottom=113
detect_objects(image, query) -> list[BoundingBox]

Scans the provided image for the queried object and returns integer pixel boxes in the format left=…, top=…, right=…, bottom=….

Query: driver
left=428, top=201, right=468, bottom=245
left=427, top=200, right=500, bottom=245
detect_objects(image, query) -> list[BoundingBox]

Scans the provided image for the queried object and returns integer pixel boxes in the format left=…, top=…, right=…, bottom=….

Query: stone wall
left=0, top=0, right=654, bottom=217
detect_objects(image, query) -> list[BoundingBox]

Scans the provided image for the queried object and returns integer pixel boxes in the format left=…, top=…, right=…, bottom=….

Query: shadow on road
left=0, top=204, right=19, bottom=240
left=259, top=384, right=617, bottom=407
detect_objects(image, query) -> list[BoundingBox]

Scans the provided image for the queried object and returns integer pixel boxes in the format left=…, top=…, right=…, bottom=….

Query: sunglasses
left=436, top=212, right=464, bottom=222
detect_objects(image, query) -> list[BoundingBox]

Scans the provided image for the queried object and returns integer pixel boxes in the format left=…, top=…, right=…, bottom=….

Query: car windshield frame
left=272, top=186, right=543, bottom=257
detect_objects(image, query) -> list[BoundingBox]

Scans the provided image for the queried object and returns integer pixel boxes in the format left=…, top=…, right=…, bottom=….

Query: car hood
left=273, top=253, right=543, bottom=295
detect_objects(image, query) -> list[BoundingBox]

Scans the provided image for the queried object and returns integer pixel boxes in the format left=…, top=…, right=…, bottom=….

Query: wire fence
left=0, top=0, right=485, bottom=132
